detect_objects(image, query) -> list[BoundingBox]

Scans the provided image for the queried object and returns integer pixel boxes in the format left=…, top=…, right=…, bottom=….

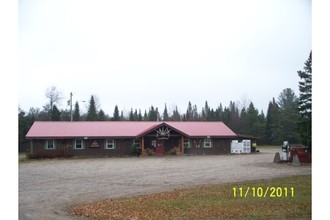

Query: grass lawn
left=71, top=175, right=311, bottom=220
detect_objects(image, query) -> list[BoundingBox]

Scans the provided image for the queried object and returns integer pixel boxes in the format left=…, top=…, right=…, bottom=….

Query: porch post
left=30, top=139, right=34, bottom=155
left=181, top=136, right=184, bottom=155
left=141, top=137, right=145, bottom=156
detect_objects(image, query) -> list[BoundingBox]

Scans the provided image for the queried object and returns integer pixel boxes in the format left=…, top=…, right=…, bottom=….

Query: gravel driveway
left=19, top=148, right=311, bottom=219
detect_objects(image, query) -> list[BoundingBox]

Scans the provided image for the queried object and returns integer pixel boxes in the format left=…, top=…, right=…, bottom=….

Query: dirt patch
left=19, top=148, right=311, bottom=219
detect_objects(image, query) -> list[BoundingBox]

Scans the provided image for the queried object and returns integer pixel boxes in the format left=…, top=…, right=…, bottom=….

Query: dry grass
left=71, top=175, right=311, bottom=220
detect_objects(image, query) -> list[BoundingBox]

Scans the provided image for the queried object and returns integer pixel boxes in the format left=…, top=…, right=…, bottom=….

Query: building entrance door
left=155, top=139, right=165, bottom=155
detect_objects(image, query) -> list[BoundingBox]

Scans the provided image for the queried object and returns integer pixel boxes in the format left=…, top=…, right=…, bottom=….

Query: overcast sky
left=18, top=0, right=311, bottom=116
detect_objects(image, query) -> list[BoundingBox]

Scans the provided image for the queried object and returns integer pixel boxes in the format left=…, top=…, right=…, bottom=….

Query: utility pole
left=70, top=92, right=73, bottom=122
left=68, top=92, right=85, bottom=122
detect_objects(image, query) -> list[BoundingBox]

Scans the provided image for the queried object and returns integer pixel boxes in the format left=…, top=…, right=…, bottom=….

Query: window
left=133, top=139, right=141, bottom=149
left=105, top=139, right=115, bottom=149
left=74, top=139, right=84, bottom=149
left=45, top=140, right=56, bottom=150
left=203, top=138, right=212, bottom=148
left=184, top=138, right=190, bottom=148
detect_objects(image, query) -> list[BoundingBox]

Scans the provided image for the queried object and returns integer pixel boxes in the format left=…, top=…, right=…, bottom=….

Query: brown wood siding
left=29, top=138, right=134, bottom=158
left=29, top=137, right=233, bottom=158
left=184, top=138, right=231, bottom=155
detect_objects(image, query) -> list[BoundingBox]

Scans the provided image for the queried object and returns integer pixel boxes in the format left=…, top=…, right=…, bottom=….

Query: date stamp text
left=232, top=187, right=295, bottom=198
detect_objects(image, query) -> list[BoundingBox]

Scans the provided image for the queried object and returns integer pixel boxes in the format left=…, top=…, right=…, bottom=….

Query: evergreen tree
left=277, top=88, right=300, bottom=143
left=143, top=110, right=148, bottom=121
left=133, top=109, right=138, bottom=121
left=86, top=95, right=98, bottom=121
left=202, top=101, right=210, bottom=121
left=209, top=108, right=216, bottom=121
left=60, top=109, right=71, bottom=121
left=120, top=110, right=124, bottom=121
left=215, top=103, right=224, bottom=121
left=50, top=105, right=61, bottom=121
left=240, top=102, right=265, bottom=140
left=129, top=108, right=134, bottom=121
left=192, top=104, right=199, bottom=121
left=98, top=109, right=106, bottom=121
left=18, top=108, right=28, bottom=148
left=227, top=101, right=240, bottom=133
left=138, top=109, right=143, bottom=121
left=163, top=104, right=169, bottom=121
left=266, top=98, right=281, bottom=145
left=112, top=105, right=120, bottom=121
left=258, top=111, right=267, bottom=144
left=172, top=106, right=181, bottom=121
left=297, top=51, right=312, bottom=148
left=73, top=101, right=80, bottom=121
left=186, top=101, right=193, bottom=121
left=148, top=106, right=158, bottom=121
left=222, top=107, right=230, bottom=126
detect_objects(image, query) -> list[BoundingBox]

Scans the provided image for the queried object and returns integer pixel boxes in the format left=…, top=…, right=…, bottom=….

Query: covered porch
left=139, top=124, right=186, bottom=156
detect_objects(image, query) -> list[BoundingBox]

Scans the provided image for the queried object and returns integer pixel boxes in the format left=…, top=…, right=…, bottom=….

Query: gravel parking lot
left=19, top=148, right=311, bottom=219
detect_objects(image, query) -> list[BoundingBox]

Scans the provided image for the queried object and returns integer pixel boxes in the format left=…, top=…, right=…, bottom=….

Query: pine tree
left=192, top=104, right=199, bottom=121
left=73, top=101, right=80, bottom=121
left=129, top=108, right=134, bottom=121
left=86, top=95, right=98, bottom=121
left=266, top=98, right=281, bottom=145
left=277, top=88, right=300, bottom=143
left=202, top=101, right=210, bottom=121
left=186, top=101, right=193, bottom=121
left=98, top=109, right=106, bottom=121
left=258, top=111, right=266, bottom=144
left=50, top=105, right=61, bottom=121
left=112, top=105, right=120, bottom=121
left=148, top=106, right=158, bottom=121
left=143, top=110, right=148, bottom=121
left=138, top=109, right=143, bottom=121
left=240, top=102, right=265, bottom=139
left=172, top=106, right=181, bottom=121
left=215, top=103, right=224, bottom=122
left=133, top=109, right=138, bottom=121
left=18, top=108, right=28, bottom=147
left=209, top=108, right=216, bottom=121
left=120, top=111, right=124, bottom=120
left=228, top=101, right=240, bottom=133
left=297, top=51, right=312, bottom=148
left=163, top=104, right=169, bottom=121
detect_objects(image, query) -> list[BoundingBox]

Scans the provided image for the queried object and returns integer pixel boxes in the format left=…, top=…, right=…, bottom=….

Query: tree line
left=19, top=52, right=311, bottom=147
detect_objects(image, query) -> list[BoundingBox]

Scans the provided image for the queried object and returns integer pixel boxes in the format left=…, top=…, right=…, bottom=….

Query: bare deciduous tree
left=45, top=86, right=63, bottom=109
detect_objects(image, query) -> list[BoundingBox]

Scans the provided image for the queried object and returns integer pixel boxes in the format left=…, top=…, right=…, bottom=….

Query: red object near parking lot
left=289, top=146, right=311, bottom=163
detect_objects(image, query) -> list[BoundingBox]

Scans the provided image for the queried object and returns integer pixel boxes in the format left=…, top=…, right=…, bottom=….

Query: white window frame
left=184, top=138, right=190, bottom=148
left=105, top=139, right=115, bottom=149
left=203, top=138, right=212, bottom=148
left=45, top=139, right=56, bottom=150
left=133, top=139, right=141, bottom=149
left=74, top=139, right=85, bottom=150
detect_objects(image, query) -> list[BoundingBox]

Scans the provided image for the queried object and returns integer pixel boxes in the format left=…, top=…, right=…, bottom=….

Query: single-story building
left=25, top=121, right=252, bottom=158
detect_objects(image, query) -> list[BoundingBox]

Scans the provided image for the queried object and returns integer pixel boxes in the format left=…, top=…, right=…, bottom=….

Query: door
left=155, top=139, right=165, bottom=155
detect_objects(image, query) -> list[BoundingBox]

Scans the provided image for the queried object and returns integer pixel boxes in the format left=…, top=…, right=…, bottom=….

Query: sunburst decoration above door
left=156, top=126, right=171, bottom=140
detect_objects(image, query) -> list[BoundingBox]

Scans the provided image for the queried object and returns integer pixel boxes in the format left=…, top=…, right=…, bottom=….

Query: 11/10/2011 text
left=232, top=187, right=294, bottom=198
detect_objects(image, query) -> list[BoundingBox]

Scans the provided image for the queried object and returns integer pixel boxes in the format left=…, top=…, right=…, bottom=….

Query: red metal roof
left=26, top=121, right=237, bottom=139
left=165, top=121, right=236, bottom=137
